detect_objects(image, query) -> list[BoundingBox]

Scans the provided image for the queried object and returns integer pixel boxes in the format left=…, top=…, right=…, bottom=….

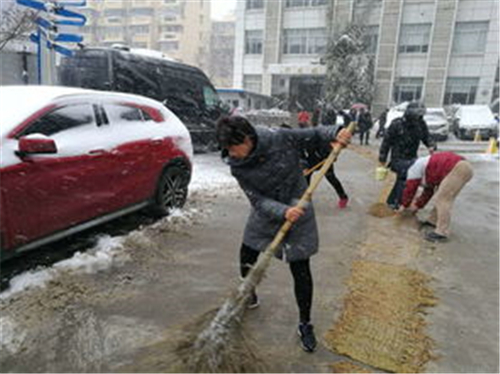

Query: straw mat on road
left=324, top=260, right=436, bottom=373
left=330, top=361, right=372, bottom=373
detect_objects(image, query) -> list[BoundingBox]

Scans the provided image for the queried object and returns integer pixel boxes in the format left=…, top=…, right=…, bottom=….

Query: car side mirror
left=16, top=135, right=57, bottom=158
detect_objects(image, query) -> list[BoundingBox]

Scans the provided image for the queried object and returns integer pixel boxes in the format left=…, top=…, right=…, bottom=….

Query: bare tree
left=0, top=1, right=37, bottom=52
left=323, top=24, right=376, bottom=109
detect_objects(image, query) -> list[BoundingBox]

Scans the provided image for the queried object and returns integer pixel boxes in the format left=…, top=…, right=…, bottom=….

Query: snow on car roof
left=0, top=85, right=164, bottom=137
left=458, top=105, right=495, bottom=124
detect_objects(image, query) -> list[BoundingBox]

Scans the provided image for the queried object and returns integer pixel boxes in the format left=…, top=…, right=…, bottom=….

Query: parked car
left=58, top=46, right=225, bottom=152
left=451, top=105, right=498, bottom=140
left=385, top=103, right=450, bottom=141
left=0, top=86, right=193, bottom=261
left=424, top=108, right=449, bottom=141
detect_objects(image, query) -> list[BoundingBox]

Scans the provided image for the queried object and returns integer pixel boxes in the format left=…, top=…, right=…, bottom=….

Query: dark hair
left=216, top=116, right=257, bottom=148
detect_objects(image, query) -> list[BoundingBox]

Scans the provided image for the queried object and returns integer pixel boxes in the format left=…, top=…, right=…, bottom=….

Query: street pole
left=42, top=0, right=57, bottom=85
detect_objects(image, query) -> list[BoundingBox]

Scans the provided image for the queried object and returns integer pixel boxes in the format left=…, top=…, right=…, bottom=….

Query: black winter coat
left=322, top=109, right=337, bottom=126
left=358, top=112, right=373, bottom=132
left=379, top=116, right=433, bottom=165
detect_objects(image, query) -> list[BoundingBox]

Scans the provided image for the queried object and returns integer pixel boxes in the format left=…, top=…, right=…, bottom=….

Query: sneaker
left=419, top=220, right=437, bottom=229
left=297, top=323, right=317, bottom=353
left=425, top=231, right=448, bottom=243
left=338, top=197, right=349, bottom=209
left=247, top=292, right=259, bottom=309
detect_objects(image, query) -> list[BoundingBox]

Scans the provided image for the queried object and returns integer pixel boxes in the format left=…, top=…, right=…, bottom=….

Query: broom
left=171, top=122, right=357, bottom=373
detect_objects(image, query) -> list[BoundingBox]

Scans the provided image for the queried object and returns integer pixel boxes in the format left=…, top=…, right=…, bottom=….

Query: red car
left=0, top=86, right=193, bottom=261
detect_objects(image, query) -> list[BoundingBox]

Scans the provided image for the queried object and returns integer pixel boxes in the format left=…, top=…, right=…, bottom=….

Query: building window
left=363, top=25, right=378, bottom=55
left=245, top=30, right=263, bottom=54
left=105, top=26, right=123, bottom=38
left=104, top=9, right=124, bottom=17
left=159, top=25, right=183, bottom=33
left=131, top=25, right=150, bottom=34
left=393, top=77, right=424, bottom=103
left=162, top=7, right=180, bottom=21
left=285, top=0, right=327, bottom=7
left=398, top=24, right=431, bottom=54
left=246, top=0, right=264, bottom=10
left=130, top=8, right=154, bottom=17
left=452, top=22, right=489, bottom=54
left=444, top=77, right=479, bottom=105
left=107, top=17, right=122, bottom=24
left=160, top=41, right=179, bottom=52
left=244, top=75, right=262, bottom=93
left=283, top=28, right=327, bottom=54
left=355, top=0, right=382, bottom=4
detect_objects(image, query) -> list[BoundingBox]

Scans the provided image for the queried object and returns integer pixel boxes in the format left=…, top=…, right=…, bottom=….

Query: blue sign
left=17, top=0, right=87, bottom=82
left=18, top=0, right=87, bottom=57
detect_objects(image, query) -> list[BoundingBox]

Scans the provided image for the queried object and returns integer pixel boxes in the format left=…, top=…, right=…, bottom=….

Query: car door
left=1, top=101, right=115, bottom=249
left=100, top=102, right=167, bottom=208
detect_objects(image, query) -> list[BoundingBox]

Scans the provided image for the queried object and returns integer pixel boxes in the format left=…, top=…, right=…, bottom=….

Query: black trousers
left=240, top=243, right=313, bottom=324
left=305, top=165, right=348, bottom=200
left=359, top=130, right=370, bottom=145
left=386, top=158, right=415, bottom=208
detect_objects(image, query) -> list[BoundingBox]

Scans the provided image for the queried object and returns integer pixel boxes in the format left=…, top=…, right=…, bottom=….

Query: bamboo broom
left=171, top=121, right=357, bottom=373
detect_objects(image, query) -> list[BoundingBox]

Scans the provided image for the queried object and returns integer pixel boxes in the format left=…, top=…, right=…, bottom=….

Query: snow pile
left=246, top=108, right=290, bottom=117
left=189, top=154, right=236, bottom=193
left=0, top=316, right=27, bottom=354
left=149, top=207, right=203, bottom=232
left=0, top=236, right=127, bottom=300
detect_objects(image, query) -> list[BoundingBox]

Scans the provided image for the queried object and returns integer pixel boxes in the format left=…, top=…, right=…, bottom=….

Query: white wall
left=454, top=0, right=499, bottom=104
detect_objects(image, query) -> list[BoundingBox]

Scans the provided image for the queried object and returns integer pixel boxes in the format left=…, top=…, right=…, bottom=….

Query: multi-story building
left=233, top=0, right=499, bottom=114
left=208, top=19, right=235, bottom=88
left=80, top=0, right=211, bottom=70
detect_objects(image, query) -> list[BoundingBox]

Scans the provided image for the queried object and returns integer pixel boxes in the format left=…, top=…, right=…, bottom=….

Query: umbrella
left=351, top=103, right=368, bottom=111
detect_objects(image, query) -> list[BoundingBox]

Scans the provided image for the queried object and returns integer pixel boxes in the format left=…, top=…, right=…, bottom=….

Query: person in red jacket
left=399, top=152, right=473, bottom=242
left=298, top=110, right=311, bottom=128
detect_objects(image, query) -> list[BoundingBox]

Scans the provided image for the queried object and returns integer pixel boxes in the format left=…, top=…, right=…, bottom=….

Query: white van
left=452, top=105, right=498, bottom=140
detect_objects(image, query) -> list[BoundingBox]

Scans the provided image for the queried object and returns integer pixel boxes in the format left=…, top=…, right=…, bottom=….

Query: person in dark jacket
left=357, top=108, right=373, bottom=145
left=399, top=152, right=473, bottom=242
left=216, top=116, right=351, bottom=353
left=322, top=105, right=337, bottom=126
left=299, top=118, right=349, bottom=208
left=375, top=108, right=389, bottom=139
left=379, top=101, right=435, bottom=209
left=311, top=107, right=321, bottom=127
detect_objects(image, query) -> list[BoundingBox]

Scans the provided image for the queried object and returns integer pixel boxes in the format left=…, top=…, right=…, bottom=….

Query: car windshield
left=425, top=109, right=446, bottom=122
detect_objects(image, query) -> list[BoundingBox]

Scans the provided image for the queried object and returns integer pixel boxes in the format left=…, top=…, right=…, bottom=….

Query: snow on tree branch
left=0, top=1, right=37, bottom=51
left=323, top=24, right=376, bottom=110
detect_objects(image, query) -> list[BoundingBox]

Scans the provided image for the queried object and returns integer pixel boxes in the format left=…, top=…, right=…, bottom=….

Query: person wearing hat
left=378, top=101, right=436, bottom=209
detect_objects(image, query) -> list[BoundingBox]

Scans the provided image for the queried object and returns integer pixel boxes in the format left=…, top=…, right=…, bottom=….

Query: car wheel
left=151, top=165, right=189, bottom=216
